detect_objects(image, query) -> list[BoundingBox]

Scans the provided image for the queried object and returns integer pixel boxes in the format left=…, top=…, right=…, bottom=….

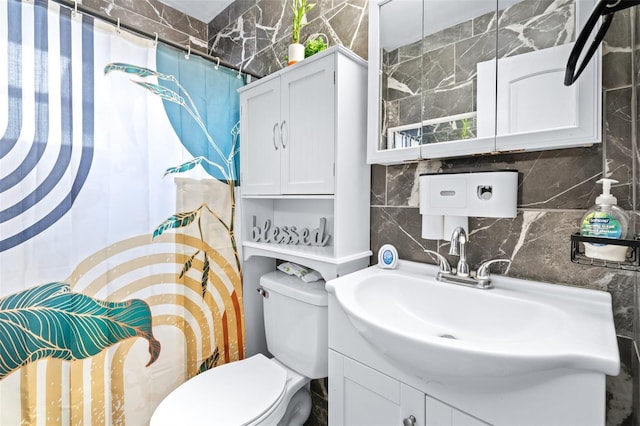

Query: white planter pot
left=288, top=43, right=305, bottom=66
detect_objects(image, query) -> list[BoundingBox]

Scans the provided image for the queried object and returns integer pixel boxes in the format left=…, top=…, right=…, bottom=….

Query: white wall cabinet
left=367, top=0, right=601, bottom=165
left=241, top=52, right=336, bottom=195
left=239, top=47, right=371, bottom=356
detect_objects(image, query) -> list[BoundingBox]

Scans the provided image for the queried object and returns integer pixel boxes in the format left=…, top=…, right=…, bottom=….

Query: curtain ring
left=237, top=66, right=242, bottom=79
left=116, top=18, right=121, bottom=33
left=214, top=57, right=220, bottom=70
left=153, top=32, right=158, bottom=47
left=72, top=0, right=78, bottom=16
left=185, top=43, right=191, bottom=60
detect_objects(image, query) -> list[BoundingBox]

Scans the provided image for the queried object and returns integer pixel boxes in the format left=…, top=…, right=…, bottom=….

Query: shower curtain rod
left=50, top=0, right=262, bottom=80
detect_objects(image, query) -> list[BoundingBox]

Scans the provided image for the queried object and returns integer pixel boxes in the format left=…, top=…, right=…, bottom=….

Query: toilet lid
left=151, top=354, right=287, bottom=426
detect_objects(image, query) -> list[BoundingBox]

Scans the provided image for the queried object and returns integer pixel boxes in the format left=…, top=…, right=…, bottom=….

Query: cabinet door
left=329, top=350, right=424, bottom=426
left=240, top=78, right=281, bottom=195
left=280, top=55, right=335, bottom=194
left=425, top=395, right=490, bottom=426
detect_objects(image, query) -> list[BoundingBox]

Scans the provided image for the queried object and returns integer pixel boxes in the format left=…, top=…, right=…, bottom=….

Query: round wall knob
left=403, top=415, right=416, bottom=426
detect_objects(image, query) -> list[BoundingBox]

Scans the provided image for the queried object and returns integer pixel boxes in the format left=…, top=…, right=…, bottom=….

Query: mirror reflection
left=378, top=0, right=578, bottom=153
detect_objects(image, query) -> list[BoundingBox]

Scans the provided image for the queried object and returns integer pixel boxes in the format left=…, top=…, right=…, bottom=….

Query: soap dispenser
left=580, top=178, right=630, bottom=262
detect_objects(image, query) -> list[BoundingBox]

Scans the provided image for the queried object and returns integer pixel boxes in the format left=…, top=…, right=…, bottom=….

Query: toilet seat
left=151, top=354, right=288, bottom=426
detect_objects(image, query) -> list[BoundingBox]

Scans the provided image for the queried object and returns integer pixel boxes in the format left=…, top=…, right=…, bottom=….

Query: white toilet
left=150, top=270, right=328, bottom=426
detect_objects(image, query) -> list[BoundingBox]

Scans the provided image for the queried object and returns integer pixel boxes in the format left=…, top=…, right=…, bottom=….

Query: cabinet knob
left=402, top=415, right=416, bottom=426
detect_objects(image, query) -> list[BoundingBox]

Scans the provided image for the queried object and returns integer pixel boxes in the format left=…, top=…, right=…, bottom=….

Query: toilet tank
left=259, top=271, right=328, bottom=379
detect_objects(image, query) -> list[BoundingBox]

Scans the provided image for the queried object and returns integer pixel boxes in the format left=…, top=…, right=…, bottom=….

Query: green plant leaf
left=179, top=250, right=200, bottom=279
left=305, top=36, right=327, bottom=57
left=132, top=81, right=186, bottom=107
left=197, top=347, right=220, bottom=374
left=0, top=282, right=161, bottom=380
left=163, top=157, right=205, bottom=177
left=153, top=210, right=199, bottom=239
left=201, top=255, right=210, bottom=298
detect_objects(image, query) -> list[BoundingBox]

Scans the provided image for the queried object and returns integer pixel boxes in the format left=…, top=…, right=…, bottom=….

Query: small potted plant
left=289, top=0, right=315, bottom=65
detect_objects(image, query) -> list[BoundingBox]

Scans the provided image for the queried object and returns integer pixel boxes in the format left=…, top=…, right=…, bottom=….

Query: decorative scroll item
left=250, top=216, right=331, bottom=246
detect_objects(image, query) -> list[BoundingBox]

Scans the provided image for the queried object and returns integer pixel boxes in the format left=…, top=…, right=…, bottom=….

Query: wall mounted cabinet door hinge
left=333, top=71, right=336, bottom=84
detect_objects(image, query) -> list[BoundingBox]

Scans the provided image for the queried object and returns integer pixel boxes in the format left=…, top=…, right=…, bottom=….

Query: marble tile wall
left=207, top=0, right=369, bottom=77
left=75, top=0, right=209, bottom=52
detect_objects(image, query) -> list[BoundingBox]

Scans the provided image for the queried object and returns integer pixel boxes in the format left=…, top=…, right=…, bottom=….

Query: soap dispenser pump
left=580, top=178, right=630, bottom=262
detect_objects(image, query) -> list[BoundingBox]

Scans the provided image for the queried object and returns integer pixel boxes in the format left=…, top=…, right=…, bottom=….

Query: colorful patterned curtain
left=0, top=0, right=245, bottom=424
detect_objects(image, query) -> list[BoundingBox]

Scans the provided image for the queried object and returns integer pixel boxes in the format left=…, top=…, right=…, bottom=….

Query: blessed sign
left=250, top=216, right=330, bottom=247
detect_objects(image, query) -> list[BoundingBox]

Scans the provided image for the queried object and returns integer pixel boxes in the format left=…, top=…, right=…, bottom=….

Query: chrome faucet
left=448, top=226, right=470, bottom=277
left=423, top=226, right=512, bottom=289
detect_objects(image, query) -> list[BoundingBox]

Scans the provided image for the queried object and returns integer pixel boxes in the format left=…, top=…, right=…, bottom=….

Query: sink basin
left=326, top=260, right=620, bottom=381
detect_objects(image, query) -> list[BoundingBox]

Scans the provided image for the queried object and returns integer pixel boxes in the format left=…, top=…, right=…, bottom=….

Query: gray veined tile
left=422, top=44, right=455, bottom=91
left=370, top=207, right=437, bottom=264
left=386, top=57, right=422, bottom=102
left=210, top=7, right=258, bottom=68
left=385, top=99, right=399, bottom=129
left=422, top=80, right=474, bottom=121
left=497, top=0, right=572, bottom=28
left=397, top=40, right=423, bottom=63
left=397, top=94, right=422, bottom=127
left=423, top=20, right=473, bottom=52
left=473, top=10, right=499, bottom=36
left=384, top=48, right=399, bottom=66
left=454, top=31, right=497, bottom=83
left=386, top=163, right=419, bottom=207
left=371, top=165, right=386, bottom=206
left=324, top=0, right=368, bottom=55
left=497, top=3, right=575, bottom=59
left=602, top=9, right=632, bottom=90
left=243, top=46, right=282, bottom=76
left=604, top=87, right=634, bottom=211
left=255, top=0, right=291, bottom=52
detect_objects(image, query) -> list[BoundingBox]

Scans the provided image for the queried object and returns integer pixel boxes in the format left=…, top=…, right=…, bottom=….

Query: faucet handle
left=424, top=249, right=452, bottom=274
left=476, top=259, right=512, bottom=280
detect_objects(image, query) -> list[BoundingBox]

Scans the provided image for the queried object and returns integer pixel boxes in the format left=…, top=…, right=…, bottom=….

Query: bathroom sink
left=326, top=260, right=619, bottom=381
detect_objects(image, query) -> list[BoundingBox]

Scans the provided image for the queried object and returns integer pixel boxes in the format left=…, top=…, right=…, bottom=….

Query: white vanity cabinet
left=329, top=351, right=489, bottom=426
left=241, top=48, right=348, bottom=195
left=328, top=289, right=609, bottom=426
left=329, top=351, right=425, bottom=426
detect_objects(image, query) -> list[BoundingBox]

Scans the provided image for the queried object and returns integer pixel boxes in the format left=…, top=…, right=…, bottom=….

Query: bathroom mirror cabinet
left=368, top=0, right=602, bottom=165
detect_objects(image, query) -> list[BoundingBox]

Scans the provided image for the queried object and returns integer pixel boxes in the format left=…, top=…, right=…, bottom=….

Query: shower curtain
left=0, top=0, right=245, bottom=424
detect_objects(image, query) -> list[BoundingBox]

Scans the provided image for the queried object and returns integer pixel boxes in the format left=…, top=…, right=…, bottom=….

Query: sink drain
left=438, top=334, right=457, bottom=340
